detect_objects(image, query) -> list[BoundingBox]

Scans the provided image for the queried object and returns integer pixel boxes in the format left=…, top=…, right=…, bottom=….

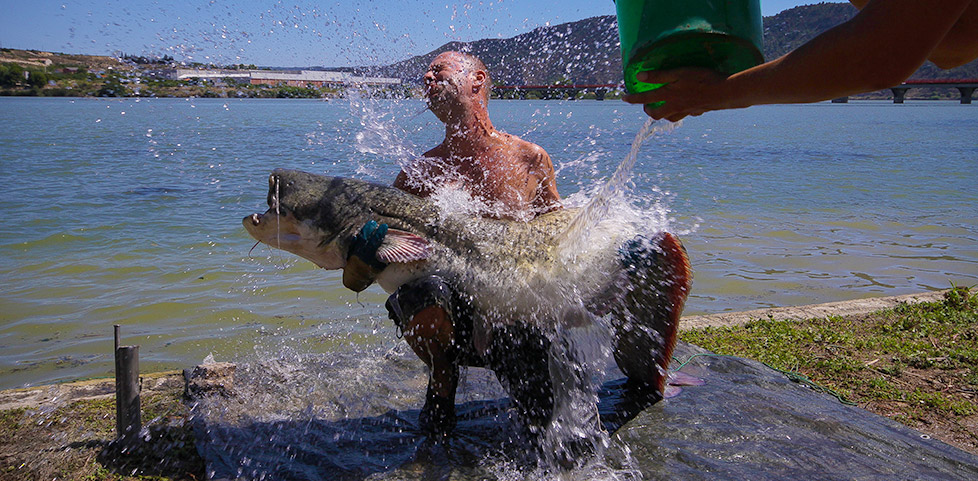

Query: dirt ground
left=0, top=373, right=202, bottom=481
left=860, top=364, right=978, bottom=455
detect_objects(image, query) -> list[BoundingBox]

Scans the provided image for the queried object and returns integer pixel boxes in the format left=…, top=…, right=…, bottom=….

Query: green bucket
left=616, top=0, right=764, bottom=96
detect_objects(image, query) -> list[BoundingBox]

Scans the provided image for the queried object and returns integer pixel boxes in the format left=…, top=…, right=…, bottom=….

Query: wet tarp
left=604, top=343, right=978, bottom=480
left=190, top=342, right=978, bottom=480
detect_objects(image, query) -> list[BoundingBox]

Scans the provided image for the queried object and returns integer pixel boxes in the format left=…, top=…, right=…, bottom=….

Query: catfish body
left=243, top=169, right=691, bottom=393
left=244, top=169, right=622, bottom=335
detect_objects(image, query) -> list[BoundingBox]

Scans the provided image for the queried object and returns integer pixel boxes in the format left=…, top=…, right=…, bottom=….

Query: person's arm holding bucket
left=623, top=0, right=978, bottom=121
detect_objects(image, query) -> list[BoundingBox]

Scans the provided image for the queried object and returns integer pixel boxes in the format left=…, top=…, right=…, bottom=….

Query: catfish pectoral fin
left=343, top=255, right=383, bottom=292
left=376, top=228, right=431, bottom=263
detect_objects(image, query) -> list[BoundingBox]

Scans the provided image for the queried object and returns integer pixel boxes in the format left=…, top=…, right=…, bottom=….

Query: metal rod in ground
left=114, top=332, right=140, bottom=446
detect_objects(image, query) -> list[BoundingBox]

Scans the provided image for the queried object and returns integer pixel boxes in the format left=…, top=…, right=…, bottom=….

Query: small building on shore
left=150, top=68, right=400, bottom=88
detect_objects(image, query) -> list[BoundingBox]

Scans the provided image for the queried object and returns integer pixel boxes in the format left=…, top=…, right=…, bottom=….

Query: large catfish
left=243, top=169, right=691, bottom=404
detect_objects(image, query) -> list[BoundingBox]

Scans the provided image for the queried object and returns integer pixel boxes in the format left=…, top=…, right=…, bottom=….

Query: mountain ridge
left=360, top=3, right=978, bottom=87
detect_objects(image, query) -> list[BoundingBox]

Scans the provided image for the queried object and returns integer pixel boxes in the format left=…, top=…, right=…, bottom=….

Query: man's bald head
left=432, top=51, right=491, bottom=101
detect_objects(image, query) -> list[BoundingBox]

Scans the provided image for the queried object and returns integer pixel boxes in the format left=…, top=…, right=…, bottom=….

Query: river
left=1, top=96, right=976, bottom=390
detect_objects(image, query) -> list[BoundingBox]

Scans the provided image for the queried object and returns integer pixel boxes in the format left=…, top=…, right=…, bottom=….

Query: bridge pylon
left=891, top=87, right=910, bottom=103
left=958, top=87, right=975, bottom=104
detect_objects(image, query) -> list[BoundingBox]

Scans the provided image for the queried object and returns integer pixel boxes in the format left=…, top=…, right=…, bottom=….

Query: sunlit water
left=2, top=96, right=976, bottom=398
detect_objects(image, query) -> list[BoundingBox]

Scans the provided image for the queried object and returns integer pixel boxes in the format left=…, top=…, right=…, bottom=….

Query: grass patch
left=0, top=390, right=203, bottom=481
left=681, top=286, right=978, bottom=453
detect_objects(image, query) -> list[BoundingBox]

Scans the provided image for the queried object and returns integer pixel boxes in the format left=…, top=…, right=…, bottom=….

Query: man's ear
left=471, top=69, right=487, bottom=92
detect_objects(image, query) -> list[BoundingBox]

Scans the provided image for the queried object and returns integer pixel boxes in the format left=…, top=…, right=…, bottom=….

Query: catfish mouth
left=241, top=170, right=348, bottom=270
left=243, top=172, right=298, bottom=241
left=244, top=208, right=287, bottom=230
left=242, top=205, right=302, bottom=245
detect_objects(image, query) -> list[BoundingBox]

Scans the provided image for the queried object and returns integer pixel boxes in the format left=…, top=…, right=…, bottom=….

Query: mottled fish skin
left=245, top=168, right=591, bottom=302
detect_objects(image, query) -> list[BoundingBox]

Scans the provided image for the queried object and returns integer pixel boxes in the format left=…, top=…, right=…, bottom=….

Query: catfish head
left=243, top=169, right=357, bottom=270
left=243, top=169, right=433, bottom=291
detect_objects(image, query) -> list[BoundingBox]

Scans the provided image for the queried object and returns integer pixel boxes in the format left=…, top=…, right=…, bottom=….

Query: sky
left=2, top=1, right=816, bottom=67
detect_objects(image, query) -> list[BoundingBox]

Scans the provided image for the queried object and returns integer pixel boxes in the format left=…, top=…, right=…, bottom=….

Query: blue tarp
left=191, top=342, right=978, bottom=480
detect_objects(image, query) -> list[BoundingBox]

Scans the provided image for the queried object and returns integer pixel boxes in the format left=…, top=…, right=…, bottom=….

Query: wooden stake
left=114, top=327, right=140, bottom=446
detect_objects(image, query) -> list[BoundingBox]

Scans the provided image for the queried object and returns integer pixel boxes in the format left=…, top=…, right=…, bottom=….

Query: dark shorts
left=385, top=275, right=554, bottom=424
left=384, top=275, right=484, bottom=367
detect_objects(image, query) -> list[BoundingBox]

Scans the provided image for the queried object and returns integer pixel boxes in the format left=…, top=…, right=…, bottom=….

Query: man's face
left=423, top=53, right=468, bottom=109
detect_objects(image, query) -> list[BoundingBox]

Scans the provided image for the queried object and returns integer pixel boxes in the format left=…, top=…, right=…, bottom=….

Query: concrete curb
left=680, top=289, right=949, bottom=331
left=0, top=290, right=951, bottom=411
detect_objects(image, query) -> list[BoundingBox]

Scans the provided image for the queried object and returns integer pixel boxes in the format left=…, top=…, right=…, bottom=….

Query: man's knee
left=404, top=305, right=456, bottom=359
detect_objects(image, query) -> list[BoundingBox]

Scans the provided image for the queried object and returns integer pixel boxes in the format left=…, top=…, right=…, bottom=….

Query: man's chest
left=456, top=160, right=534, bottom=200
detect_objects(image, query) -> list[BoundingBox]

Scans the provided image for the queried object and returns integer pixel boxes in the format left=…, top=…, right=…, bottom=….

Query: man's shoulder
left=423, top=143, right=448, bottom=159
left=522, top=141, right=549, bottom=159
left=500, top=133, right=549, bottom=160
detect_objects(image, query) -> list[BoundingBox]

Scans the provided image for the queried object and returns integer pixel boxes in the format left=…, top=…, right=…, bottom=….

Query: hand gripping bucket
left=616, top=0, right=764, bottom=95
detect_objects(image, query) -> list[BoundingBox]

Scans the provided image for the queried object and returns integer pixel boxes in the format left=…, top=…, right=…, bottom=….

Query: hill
left=359, top=15, right=621, bottom=86
left=360, top=15, right=620, bottom=86
left=363, top=2, right=978, bottom=96
left=0, top=48, right=127, bottom=71
left=5, top=3, right=976, bottom=99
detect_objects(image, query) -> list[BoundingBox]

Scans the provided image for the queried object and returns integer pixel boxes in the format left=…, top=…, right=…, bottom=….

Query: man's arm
left=623, top=0, right=975, bottom=121
left=851, top=0, right=978, bottom=68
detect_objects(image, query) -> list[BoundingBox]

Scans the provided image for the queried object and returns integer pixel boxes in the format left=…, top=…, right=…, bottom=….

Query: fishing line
left=413, top=103, right=433, bottom=118
left=271, top=176, right=291, bottom=269
left=275, top=175, right=281, bottom=245
left=355, top=292, right=366, bottom=308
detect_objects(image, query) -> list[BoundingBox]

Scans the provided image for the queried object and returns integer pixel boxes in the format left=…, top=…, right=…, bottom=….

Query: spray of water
left=349, top=93, right=538, bottom=222
left=516, top=117, right=685, bottom=476
left=346, top=99, right=685, bottom=475
left=236, top=94, right=687, bottom=477
left=558, top=118, right=681, bottom=255
left=349, top=90, right=424, bottom=177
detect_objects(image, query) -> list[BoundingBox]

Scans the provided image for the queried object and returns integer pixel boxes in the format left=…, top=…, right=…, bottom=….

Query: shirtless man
left=394, top=52, right=561, bottom=220
left=624, top=0, right=978, bottom=120
left=350, top=51, right=562, bottom=433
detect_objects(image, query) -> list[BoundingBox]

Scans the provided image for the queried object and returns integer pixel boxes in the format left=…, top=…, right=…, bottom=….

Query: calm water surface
left=1, top=97, right=976, bottom=389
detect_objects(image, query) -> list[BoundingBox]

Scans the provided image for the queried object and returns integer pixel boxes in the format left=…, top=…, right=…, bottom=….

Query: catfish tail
left=611, top=232, right=692, bottom=395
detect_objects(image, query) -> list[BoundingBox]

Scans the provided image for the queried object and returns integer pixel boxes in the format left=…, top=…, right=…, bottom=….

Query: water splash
left=429, top=183, right=494, bottom=220
left=558, top=119, right=682, bottom=255
left=538, top=322, right=611, bottom=470
left=348, top=91, right=424, bottom=177
left=235, top=105, right=687, bottom=477
left=348, top=91, right=537, bottom=221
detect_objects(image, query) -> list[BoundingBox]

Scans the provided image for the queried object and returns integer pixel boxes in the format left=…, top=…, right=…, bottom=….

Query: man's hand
left=349, top=220, right=389, bottom=269
left=621, top=67, right=729, bottom=122
left=622, top=0, right=978, bottom=119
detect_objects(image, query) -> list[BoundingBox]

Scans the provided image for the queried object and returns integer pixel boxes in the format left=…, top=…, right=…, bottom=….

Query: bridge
left=498, top=79, right=978, bottom=104
left=493, top=83, right=622, bottom=100
left=893, top=79, right=977, bottom=103
left=833, top=78, right=978, bottom=104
